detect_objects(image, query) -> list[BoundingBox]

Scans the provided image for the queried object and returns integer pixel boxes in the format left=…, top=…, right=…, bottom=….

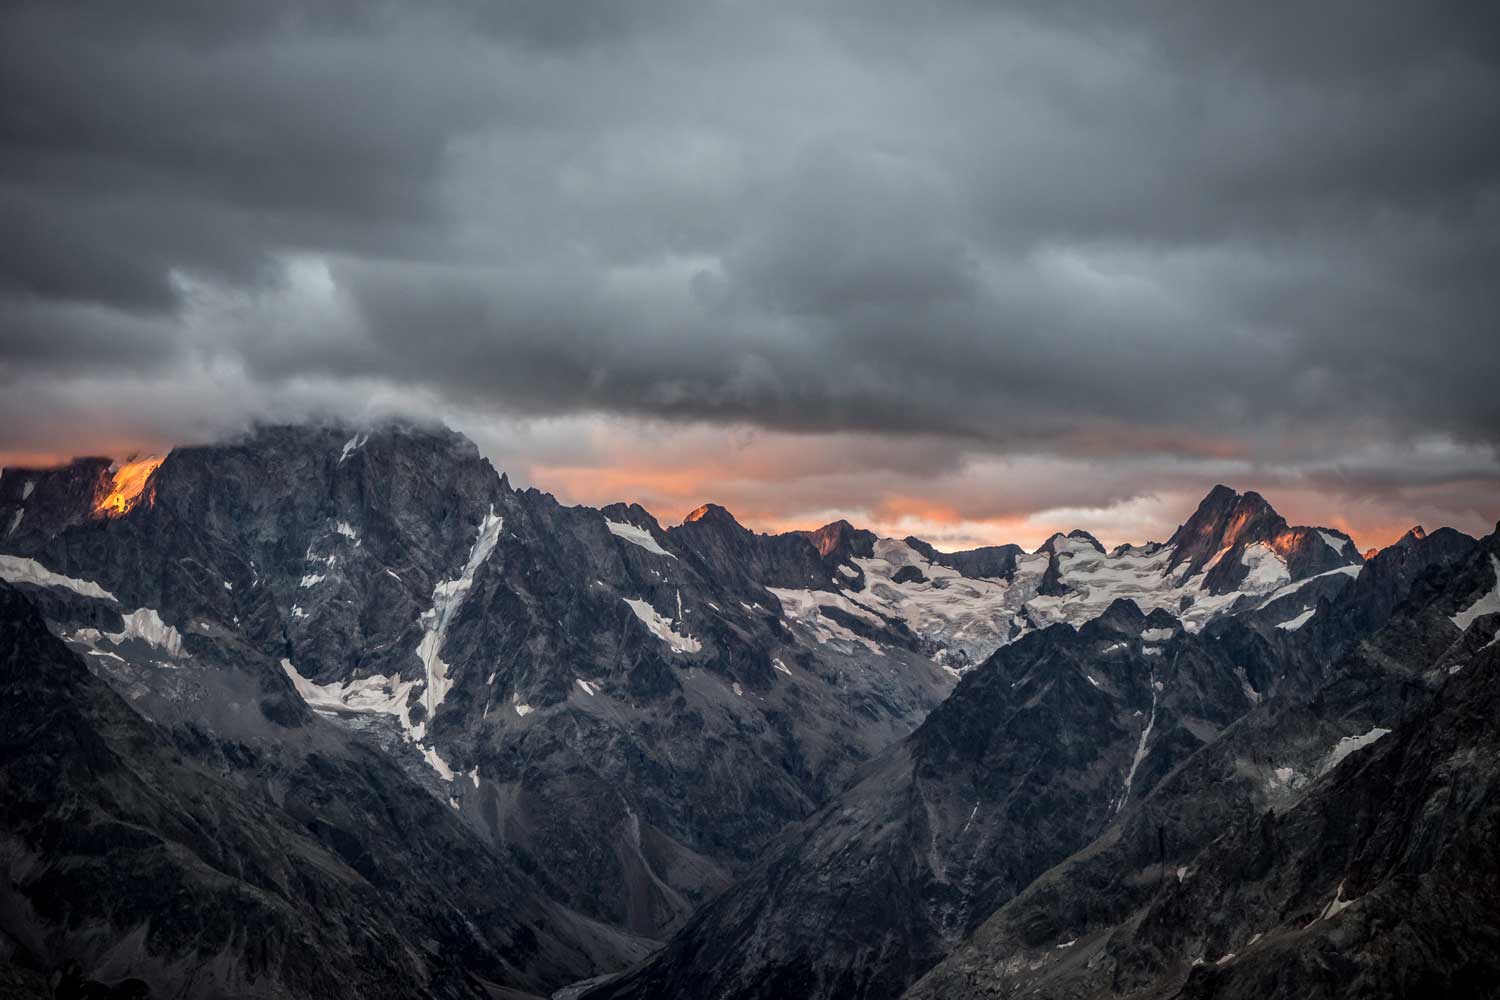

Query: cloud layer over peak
left=3, top=0, right=1497, bottom=548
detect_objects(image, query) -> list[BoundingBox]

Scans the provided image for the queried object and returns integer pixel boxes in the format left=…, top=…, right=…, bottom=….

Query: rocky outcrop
left=1166, top=485, right=1361, bottom=595
left=0, top=582, right=651, bottom=998
left=0, top=423, right=954, bottom=940
left=905, top=530, right=1500, bottom=1000
left=0, top=456, right=114, bottom=550
left=584, top=528, right=1491, bottom=1000
left=584, top=599, right=1278, bottom=1000
left=3, top=422, right=1490, bottom=998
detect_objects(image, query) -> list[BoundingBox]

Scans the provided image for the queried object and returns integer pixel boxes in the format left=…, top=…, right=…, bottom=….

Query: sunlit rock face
left=0, top=422, right=955, bottom=940
left=907, top=532, right=1500, bottom=1000
left=3, top=420, right=1485, bottom=1000
left=585, top=527, right=1493, bottom=1000
left=1, top=452, right=168, bottom=540
left=1164, top=484, right=1362, bottom=595
left=93, top=455, right=165, bottom=517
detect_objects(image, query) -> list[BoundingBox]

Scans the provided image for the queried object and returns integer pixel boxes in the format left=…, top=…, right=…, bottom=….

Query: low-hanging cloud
left=2, top=0, right=1497, bottom=547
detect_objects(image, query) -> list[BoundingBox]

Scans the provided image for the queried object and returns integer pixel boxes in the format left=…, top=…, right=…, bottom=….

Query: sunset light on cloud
left=1, top=1, right=1496, bottom=558
left=5, top=404, right=1494, bottom=555
left=3, top=4, right=1500, bottom=996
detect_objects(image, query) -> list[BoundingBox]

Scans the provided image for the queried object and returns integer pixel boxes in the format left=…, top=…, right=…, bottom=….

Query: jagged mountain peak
left=1, top=423, right=958, bottom=945
left=1361, top=525, right=1430, bottom=559
left=600, top=500, right=664, bottom=533
left=1068, top=528, right=1105, bottom=550
left=0, top=582, right=650, bottom=997
left=802, top=519, right=878, bottom=562
left=0, top=450, right=210, bottom=552
left=1163, top=483, right=1363, bottom=595
left=1168, top=484, right=1286, bottom=552
left=1087, top=596, right=1150, bottom=634
left=1035, top=529, right=1106, bottom=556
left=682, top=501, right=743, bottom=529
left=806, top=517, right=855, bottom=547
left=6, top=416, right=1498, bottom=998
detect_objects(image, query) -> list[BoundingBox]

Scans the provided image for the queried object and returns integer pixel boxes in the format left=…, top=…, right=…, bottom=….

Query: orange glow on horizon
left=532, top=459, right=1458, bottom=554
left=10, top=438, right=1480, bottom=556
left=94, top=456, right=165, bottom=517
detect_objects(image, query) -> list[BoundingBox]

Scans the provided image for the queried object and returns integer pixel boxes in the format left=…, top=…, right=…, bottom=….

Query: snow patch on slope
left=1254, top=564, right=1360, bottom=610
left=338, top=433, right=368, bottom=463
left=281, top=653, right=461, bottom=782
left=1321, top=727, right=1390, bottom=775
left=1048, top=534, right=1101, bottom=558
left=1276, top=607, right=1317, bottom=631
left=623, top=597, right=701, bottom=653
left=1307, top=881, right=1359, bottom=925
left=416, top=507, right=504, bottom=718
left=1116, top=675, right=1157, bottom=813
left=1239, top=543, right=1291, bottom=591
left=1318, top=530, right=1350, bottom=555
left=0, top=555, right=118, bottom=602
left=834, top=531, right=1323, bottom=665
left=108, top=609, right=184, bottom=657
left=606, top=519, right=677, bottom=559
left=280, top=658, right=428, bottom=740
left=1452, top=555, right=1500, bottom=631
left=847, top=539, right=1038, bottom=664
left=422, top=746, right=456, bottom=781
left=769, top=586, right=885, bottom=654
left=1023, top=542, right=1243, bottom=635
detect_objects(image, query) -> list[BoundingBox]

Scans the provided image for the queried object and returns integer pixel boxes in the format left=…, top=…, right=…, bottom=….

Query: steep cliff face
left=583, top=600, right=1284, bottom=1000
left=1165, top=484, right=1361, bottom=595
left=583, top=529, right=1485, bottom=1000
left=0, top=423, right=955, bottom=939
left=0, top=456, right=115, bottom=550
left=3, top=422, right=1486, bottom=999
left=0, top=582, right=651, bottom=1000
left=906, top=530, right=1500, bottom=1000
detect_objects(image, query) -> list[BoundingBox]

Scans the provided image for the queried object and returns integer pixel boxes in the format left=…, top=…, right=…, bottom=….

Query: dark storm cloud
left=1, top=0, right=1498, bottom=527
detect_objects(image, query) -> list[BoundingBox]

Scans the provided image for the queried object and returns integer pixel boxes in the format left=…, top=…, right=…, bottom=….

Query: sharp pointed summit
left=802, top=519, right=878, bottom=563
left=683, top=502, right=741, bottom=527
left=1164, top=484, right=1363, bottom=595
left=0, top=423, right=1493, bottom=999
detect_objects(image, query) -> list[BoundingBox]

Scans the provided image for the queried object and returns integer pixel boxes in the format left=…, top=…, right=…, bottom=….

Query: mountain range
left=1, top=422, right=1495, bottom=999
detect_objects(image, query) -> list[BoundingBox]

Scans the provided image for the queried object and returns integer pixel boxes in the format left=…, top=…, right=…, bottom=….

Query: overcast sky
left=2, top=1, right=1497, bottom=549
